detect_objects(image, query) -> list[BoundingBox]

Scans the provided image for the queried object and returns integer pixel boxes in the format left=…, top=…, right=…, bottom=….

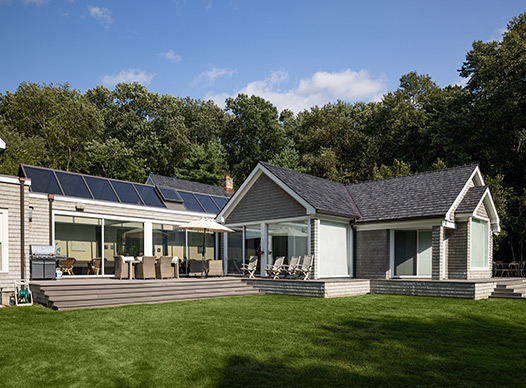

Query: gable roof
left=147, top=173, right=231, bottom=198
left=259, top=162, right=361, bottom=218
left=346, top=165, right=478, bottom=223
left=455, top=185, right=488, bottom=214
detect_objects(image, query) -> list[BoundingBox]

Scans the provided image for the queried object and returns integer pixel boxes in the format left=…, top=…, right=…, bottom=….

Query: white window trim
left=0, top=209, right=8, bottom=273
left=390, top=228, right=433, bottom=278
left=469, top=217, right=490, bottom=271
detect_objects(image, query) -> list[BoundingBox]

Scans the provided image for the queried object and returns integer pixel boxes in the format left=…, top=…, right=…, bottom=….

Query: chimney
left=221, top=175, right=234, bottom=193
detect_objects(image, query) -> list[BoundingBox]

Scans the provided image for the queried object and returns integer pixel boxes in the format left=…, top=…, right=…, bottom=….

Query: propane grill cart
left=14, top=280, right=33, bottom=306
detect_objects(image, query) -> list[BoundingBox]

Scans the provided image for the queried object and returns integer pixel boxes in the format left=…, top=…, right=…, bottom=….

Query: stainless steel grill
left=30, top=245, right=61, bottom=280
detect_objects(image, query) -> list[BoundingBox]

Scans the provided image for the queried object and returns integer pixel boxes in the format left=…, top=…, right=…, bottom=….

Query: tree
left=222, top=94, right=286, bottom=185
left=174, top=141, right=227, bottom=185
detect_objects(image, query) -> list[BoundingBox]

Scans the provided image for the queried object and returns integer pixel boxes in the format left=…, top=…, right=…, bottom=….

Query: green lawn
left=1, top=294, right=525, bottom=388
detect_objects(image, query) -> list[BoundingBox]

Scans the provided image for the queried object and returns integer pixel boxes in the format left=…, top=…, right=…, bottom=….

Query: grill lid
left=30, top=245, right=54, bottom=255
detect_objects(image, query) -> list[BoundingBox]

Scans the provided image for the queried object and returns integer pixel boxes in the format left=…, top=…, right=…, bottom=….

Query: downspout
left=48, top=194, right=54, bottom=246
left=19, top=177, right=25, bottom=280
left=350, top=222, right=357, bottom=278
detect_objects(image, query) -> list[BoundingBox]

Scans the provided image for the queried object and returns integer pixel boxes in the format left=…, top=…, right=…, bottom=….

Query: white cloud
left=159, top=50, right=182, bottom=63
left=88, top=6, right=113, bottom=28
left=101, top=69, right=156, bottom=87
left=206, top=69, right=386, bottom=113
left=194, top=66, right=235, bottom=85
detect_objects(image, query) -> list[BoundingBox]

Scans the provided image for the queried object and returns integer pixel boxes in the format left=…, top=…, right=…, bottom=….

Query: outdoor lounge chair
left=265, top=256, right=285, bottom=279
left=207, top=260, right=224, bottom=277
left=136, top=256, right=157, bottom=279
left=283, top=255, right=301, bottom=278
left=61, top=257, right=76, bottom=276
left=114, top=255, right=133, bottom=279
left=156, top=256, right=174, bottom=279
left=241, top=256, right=258, bottom=278
left=296, top=255, right=313, bottom=280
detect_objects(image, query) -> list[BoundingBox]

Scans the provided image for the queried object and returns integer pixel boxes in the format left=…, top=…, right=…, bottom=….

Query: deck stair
left=490, top=279, right=526, bottom=299
left=30, top=277, right=260, bottom=310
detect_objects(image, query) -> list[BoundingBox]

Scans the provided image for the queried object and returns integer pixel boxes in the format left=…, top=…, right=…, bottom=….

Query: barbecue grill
left=30, top=245, right=63, bottom=280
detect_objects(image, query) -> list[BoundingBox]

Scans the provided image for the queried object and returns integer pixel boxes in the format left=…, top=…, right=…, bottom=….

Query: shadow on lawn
left=216, top=314, right=526, bottom=388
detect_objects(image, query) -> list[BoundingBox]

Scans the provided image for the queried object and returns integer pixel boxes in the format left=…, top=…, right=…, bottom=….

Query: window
left=267, top=221, right=308, bottom=266
left=471, top=219, right=489, bottom=269
left=393, top=230, right=432, bottom=277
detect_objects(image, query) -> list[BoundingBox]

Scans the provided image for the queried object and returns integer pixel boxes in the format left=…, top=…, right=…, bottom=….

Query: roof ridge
left=259, top=161, right=347, bottom=187
left=346, top=164, right=479, bottom=187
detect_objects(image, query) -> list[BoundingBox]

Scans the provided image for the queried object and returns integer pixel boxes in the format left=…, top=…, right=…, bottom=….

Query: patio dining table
left=122, top=256, right=141, bottom=280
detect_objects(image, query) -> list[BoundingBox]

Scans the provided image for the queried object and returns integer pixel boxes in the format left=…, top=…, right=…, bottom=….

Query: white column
left=260, top=222, right=267, bottom=276
left=144, top=221, right=152, bottom=256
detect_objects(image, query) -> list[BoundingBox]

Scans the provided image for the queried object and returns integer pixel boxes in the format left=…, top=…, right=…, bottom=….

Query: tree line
left=1, top=13, right=525, bottom=261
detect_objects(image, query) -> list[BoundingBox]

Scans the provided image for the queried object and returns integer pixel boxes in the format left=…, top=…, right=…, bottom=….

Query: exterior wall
left=476, top=202, right=489, bottom=218
left=432, top=226, right=447, bottom=280
left=225, top=174, right=306, bottom=224
left=447, top=222, right=469, bottom=279
left=311, top=218, right=319, bottom=279
left=355, top=229, right=390, bottom=279
left=0, top=179, right=30, bottom=301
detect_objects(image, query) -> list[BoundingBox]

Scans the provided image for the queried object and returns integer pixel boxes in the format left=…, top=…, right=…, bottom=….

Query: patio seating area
left=493, top=261, right=526, bottom=277
left=264, top=255, right=314, bottom=280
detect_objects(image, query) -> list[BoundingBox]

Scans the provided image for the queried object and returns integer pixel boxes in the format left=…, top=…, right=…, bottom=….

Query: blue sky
left=0, top=0, right=524, bottom=113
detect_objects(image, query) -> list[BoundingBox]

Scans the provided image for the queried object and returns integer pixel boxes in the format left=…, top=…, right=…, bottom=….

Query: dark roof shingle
left=148, top=173, right=231, bottom=198
left=455, top=185, right=488, bottom=214
left=346, top=165, right=478, bottom=223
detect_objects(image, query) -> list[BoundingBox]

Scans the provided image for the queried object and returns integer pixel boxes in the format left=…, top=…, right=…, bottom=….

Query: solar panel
left=55, top=172, right=92, bottom=199
left=110, top=180, right=143, bottom=205
left=178, top=191, right=205, bottom=212
left=194, top=194, right=220, bottom=213
left=211, top=196, right=228, bottom=209
left=84, top=176, right=119, bottom=202
left=158, top=187, right=183, bottom=202
left=23, top=166, right=63, bottom=195
left=134, top=184, right=166, bottom=208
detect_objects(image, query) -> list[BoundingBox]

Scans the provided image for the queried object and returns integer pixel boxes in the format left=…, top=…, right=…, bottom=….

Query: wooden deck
left=30, top=277, right=260, bottom=310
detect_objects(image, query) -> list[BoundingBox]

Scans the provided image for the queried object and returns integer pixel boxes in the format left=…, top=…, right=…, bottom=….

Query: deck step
left=30, top=277, right=261, bottom=310
left=490, top=279, right=526, bottom=299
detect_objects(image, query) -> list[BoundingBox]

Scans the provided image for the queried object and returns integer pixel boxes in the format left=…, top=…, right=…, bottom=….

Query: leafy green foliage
left=174, top=141, right=227, bottom=185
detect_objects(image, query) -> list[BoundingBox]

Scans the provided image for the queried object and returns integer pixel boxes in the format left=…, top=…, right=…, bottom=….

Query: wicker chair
left=61, top=257, right=76, bottom=276
left=114, top=255, right=133, bottom=279
left=87, top=257, right=105, bottom=275
left=188, top=259, right=205, bottom=277
left=136, top=256, right=157, bottom=279
left=207, top=260, right=224, bottom=277
left=156, top=256, right=174, bottom=279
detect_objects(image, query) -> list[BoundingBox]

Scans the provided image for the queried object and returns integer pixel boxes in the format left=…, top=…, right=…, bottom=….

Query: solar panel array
left=21, top=165, right=229, bottom=214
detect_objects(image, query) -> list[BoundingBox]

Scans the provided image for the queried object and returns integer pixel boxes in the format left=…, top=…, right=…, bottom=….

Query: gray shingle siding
left=355, top=230, right=390, bottom=279
left=225, top=174, right=306, bottom=224
left=447, top=222, right=469, bottom=279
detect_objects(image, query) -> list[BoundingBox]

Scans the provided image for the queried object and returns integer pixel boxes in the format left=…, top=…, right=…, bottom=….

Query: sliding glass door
left=394, top=230, right=432, bottom=277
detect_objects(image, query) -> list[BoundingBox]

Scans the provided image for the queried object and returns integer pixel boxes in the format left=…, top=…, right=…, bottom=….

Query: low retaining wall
left=244, top=279, right=370, bottom=298
left=370, top=279, right=497, bottom=300
left=245, top=278, right=498, bottom=300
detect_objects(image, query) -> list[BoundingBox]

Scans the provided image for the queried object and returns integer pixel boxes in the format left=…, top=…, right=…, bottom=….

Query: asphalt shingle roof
left=259, top=162, right=361, bottom=218
left=455, top=185, right=488, bottom=214
left=148, top=173, right=231, bottom=198
left=345, top=164, right=478, bottom=222
left=259, top=162, right=478, bottom=222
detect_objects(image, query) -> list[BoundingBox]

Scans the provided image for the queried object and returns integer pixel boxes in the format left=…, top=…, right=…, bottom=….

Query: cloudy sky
left=0, top=0, right=524, bottom=113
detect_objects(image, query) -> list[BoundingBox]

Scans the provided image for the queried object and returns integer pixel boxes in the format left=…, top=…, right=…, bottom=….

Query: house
left=0, top=164, right=232, bottom=304
left=218, top=162, right=500, bottom=280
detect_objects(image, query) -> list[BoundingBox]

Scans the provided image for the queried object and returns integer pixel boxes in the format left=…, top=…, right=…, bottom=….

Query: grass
left=1, top=294, right=525, bottom=388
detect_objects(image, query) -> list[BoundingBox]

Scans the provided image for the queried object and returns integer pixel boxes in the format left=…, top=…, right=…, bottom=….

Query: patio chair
left=155, top=256, right=174, bottom=279
left=207, top=260, right=224, bottom=277
left=61, top=257, right=76, bottom=276
left=241, top=256, right=258, bottom=279
left=265, top=256, right=285, bottom=279
left=520, top=261, right=526, bottom=277
left=87, top=257, right=105, bottom=275
left=283, top=255, right=301, bottom=278
left=114, top=255, right=134, bottom=279
left=188, top=259, right=205, bottom=277
left=296, top=255, right=313, bottom=280
left=136, top=256, right=157, bottom=279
